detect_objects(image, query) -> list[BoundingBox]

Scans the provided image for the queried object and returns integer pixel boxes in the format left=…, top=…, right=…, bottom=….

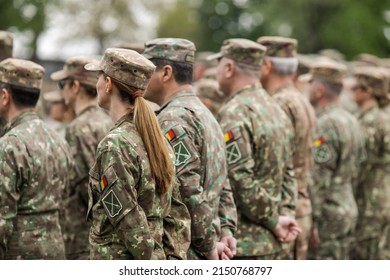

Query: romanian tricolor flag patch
left=314, top=137, right=326, bottom=147
left=100, top=175, right=108, bottom=192
left=165, top=129, right=176, bottom=141
left=224, top=131, right=234, bottom=143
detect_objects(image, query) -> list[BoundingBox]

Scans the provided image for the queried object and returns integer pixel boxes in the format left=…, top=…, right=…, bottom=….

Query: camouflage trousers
left=293, top=214, right=312, bottom=260
left=308, top=235, right=353, bottom=260
left=350, top=224, right=390, bottom=260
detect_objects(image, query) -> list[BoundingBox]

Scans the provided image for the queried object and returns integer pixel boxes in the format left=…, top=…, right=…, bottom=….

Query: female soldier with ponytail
left=85, top=48, right=190, bottom=260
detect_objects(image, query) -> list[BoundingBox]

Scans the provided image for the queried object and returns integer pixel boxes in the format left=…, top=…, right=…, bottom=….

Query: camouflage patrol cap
left=0, top=58, right=44, bottom=90
left=143, top=38, right=196, bottom=64
left=299, top=59, right=346, bottom=84
left=51, top=56, right=99, bottom=87
left=0, top=31, right=13, bottom=61
left=352, top=66, right=390, bottom=97
left=85, top=47, right=155, bottom=90
left=207, top=38, right=266, bottom=69
left=256, top=36, right=297, bottom=58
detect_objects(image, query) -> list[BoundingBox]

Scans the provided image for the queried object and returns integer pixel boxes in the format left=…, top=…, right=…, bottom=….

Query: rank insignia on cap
left=102, top=190, right=122, bottom=218
left=226, top=142, right=241, bottom=165
left=100, top=175, right=108, bottom=192
left=173, top=141, right=191, bottom=166
left=224, top=131, right=234, bottom=143
left=314, top=137, right=326, bottom=147
left=165, top=129, right=176, bottom=141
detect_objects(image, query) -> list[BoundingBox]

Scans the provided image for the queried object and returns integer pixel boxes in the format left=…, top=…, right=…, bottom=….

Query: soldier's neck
left=264, top=75, right=293, bottom=95
left=74, top=97, right=96, bottom=116
left=160, top=83, right=192, bottom=106
left=359, top=98, right=377, bottom=112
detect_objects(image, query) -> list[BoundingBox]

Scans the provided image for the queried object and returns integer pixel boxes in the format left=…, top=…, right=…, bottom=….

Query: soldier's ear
left=0, top=87, right=11, bottom=108
left=105, top=76, right=113, bottom=93
left=162, top=65, right=173, bottom=82
left=72, top=80, right=81, bottom=94
left=225, top=60, right=235, bottom=78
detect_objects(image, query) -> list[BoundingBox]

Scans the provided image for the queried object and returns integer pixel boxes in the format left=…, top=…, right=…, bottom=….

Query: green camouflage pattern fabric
left=271, top=84, right=316, bottom=259
left=301, top=60, right=347, bottom=84
left=310, top=105, right=362, bottom=259
left=87, top=112, right=190, bottom=260
left=156, top=90, right=237, bottom=259
left=51, top=56, right=99, bottom=88
left=85, top=48, right=155, bottom=90
left=63, top=105, right=112, bottom=259
left=143, top=38, right=196, bottom=64
left=207, top=38, right=266, bottom=69
left=217, top=83, right=297, bottom=258
left=0, top=111, right=73, bottom=259
left=351, top=104, right=390, bottom=259
left=271, top=84, right=316, bottom=218
left=0, top=31, right=13, bottom=61
left=194, top=78, right=226, bottom=117
left=0, top=58, right=44, bottom=89
left=256, top=36, right=297, bottom=58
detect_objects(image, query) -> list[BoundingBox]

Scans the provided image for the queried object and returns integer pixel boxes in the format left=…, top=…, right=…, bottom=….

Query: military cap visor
left=298, top=73, right=313, bottom=83
left=84, top=61, right=101, bottom=71
left=206, top=52, right=223, bottom=61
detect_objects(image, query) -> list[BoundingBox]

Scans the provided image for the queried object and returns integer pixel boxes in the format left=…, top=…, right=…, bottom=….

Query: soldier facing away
left=0, top=58, right=73, bottom=259
left=258, top=36, right=317, bottom=260
left=85, top=48, right=190, bottom=260
left=303, top=60, right=363, bottom=260
left=350, top=66, right=390, bottom=260
left=211, top=38, right=300, bottom=260
left=50, top=56, right=112, bottom=259
left=143, top=38, right=238, bottom=260
left=0, top=31, right=14, bottom=137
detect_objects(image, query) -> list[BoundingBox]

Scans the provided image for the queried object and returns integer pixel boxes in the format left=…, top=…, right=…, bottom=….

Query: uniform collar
left=155, top=90, right=195, bottom=115
left=4, top=110, right=38, bottom=134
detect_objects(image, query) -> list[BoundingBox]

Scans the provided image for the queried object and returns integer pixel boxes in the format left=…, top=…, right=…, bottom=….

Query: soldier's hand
left=273, top=216, right=302, bottom=243
left=207, top=242, right=233, bottom=260
left=309, top=226, right=320, bottom=249
left=220, top=235, right=237, bottom=256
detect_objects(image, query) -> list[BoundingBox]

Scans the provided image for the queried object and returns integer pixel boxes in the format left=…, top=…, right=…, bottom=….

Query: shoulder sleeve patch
left=173, top=141, right=191, bottom=167
left=226, top=141, right=241, bottom=164
left=102, top=189, right=123, bottom=218
left=313, top=137, right=332, bottom=163
left=100, top=166, right=118, bottom=193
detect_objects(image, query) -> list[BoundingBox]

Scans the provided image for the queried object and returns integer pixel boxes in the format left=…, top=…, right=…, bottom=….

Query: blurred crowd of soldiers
left=1, top=28, right=390, bottom=260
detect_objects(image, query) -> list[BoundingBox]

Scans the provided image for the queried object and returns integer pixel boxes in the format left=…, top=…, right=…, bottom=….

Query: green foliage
left=0, top=0, right=47, bottom=59
left=156, top=0, right=390, bottom=59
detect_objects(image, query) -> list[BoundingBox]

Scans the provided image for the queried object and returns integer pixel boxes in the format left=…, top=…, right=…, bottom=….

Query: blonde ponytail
left=110, top=75, right=174, bottom=194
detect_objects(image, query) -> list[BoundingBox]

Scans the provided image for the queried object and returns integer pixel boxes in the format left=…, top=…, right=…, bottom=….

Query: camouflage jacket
left=87, top=112, right=190, bottom=260
left=355, top=104, right=390, bottom=240
left=156, top=90, right=237, bottom=259
left=217, top=83, right=297, bottom=257
left=63, top=105, right=112, bottom=258
left=0, top=111, right=72, bottom=259
left=272, top=84, right=316, bottom=218
left=311, top=105, right=361, bottom=239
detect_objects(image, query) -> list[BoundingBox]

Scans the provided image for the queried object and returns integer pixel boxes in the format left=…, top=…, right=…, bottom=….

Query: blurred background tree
left=156, top=0, right=390, bottom=60
left=0, top=0, right=389, bottom=60
left=0, top=0, right=47, bottom=59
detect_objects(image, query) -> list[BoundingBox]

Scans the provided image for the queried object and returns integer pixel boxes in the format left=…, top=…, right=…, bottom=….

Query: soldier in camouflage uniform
left=258, top=36, right=317, bottom=260
left=193, top=78, right=226, bottom=117
left=0, top=58, right=73, bottom=259
left=210, top=38, right=300, bottom=260
left=350, top=66, right=390, bottom=259
left=143, top=38, right=238, bottom=260
left=51, top=56, right=112, bottom=259
left=85, top=48, right=190, bottom=259
left=0, top=31, right=13, bottom=137
left=302, top=60, right=362, bottom=259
